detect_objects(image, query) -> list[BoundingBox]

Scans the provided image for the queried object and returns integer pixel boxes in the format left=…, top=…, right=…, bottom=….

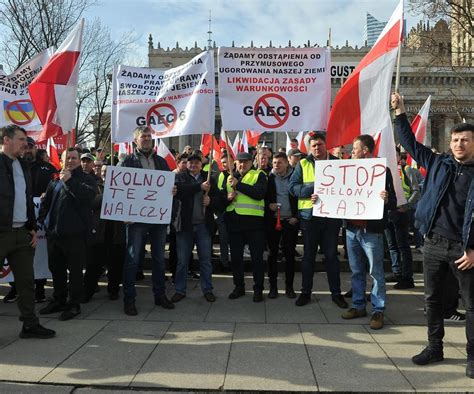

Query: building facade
left=364, top=12, right=387, bottom=47
left=148, top=24, right=473, bottom=154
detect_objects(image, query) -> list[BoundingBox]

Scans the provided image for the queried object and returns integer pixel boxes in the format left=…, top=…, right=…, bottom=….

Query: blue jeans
left=123, top=223, right=167, bottom=302
left=175, top=223, right=213, bottom=295
left=346, top=227, right=386, bottom=313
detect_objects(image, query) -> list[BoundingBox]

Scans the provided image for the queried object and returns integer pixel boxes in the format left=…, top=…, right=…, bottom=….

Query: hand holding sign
left=310, top=193, right=319, bottom=204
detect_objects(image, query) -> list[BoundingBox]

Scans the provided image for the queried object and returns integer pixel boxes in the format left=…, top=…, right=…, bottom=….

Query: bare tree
left=0, top=0, right=95, bottom=69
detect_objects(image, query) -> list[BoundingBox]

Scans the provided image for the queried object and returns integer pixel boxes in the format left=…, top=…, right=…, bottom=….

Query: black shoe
left=39, top=301, right=67, bottom=315
left=155, top=295, right=175, bottom=309
left=285, top=286, right=296, bottom=299
left=3, top=288, right=17, bottom=303
left=385, top=274, right=402, bottom=283
left=204, top=292, right=216, bottom=302
left=20, top=324, right=56, bottom=339
left=109, top=292, right=119, bottom=301
left=59, top=306, right=81, bottom=321
left=295, top=293, right=311, bottom=306
left=344, top=289, right=352, bottom=298
left=171, top=293, right=186, bottom=303
left=467, top=359, right=474, bottom=379
left=253, top=291, right=263, bottom=303
left=412, top=347, right=444, bottom=365
left=136, top=272, right=145, bottom=281
left=268, top=287, right=278, bottom=299
left=228, top=287, right=245, bottom=299
left=332, top=294, right=349, bottom=309
left=124, top=301, right=138, bottom=316
left=393, top=280, right=415, bottom=290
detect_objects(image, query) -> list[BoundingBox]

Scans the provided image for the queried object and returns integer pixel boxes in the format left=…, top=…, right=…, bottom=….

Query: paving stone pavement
left=0, top=272, right=473, bottom=393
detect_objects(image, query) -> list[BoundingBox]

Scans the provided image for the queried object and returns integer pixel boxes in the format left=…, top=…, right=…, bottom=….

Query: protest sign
left=111, top=51, right=215, bottom=142
left=218, top=47, right=331, bottom=132
left=312, top=158, right=387, bottom=220
left=100, top=166, right=175, bottom=224
left=0, top=49, right=52, bottom=131
left=1, top=198, right=51, bottom=283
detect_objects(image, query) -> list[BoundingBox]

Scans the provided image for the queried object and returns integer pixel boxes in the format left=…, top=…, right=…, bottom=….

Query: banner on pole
left=0, top=49, right=52, bottom=131
left=1, top=198, right=51, bottom=283
left=312, top=158, right=387, bottom=220
left=218, top=47, right=331, bottom=132
left=100, top=166, right=175, bottom=224
left=112, top=51, right=215, bottom=142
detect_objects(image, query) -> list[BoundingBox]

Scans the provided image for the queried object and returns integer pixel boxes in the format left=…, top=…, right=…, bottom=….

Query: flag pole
left=395, top=41, right=402, bottom=93
left=225, top=130, right=234, bottom=173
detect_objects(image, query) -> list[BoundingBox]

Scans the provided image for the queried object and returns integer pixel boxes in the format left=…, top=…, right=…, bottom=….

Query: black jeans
left=83, top=243, right=106, bottom=297
left=300, top=217, right=342, bottom=295
left=423, top=233, right=474, bottom=358
left=47, top=235, right=86, bottom=308
left=385, top=210, right=414, bottom=281
left=267, top=220, right=298, bottom=289
left=228, top=228, right=265, bottom=292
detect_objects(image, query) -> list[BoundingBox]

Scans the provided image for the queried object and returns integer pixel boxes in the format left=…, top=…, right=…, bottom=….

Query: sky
left=83, top=0, right=423, bottom=63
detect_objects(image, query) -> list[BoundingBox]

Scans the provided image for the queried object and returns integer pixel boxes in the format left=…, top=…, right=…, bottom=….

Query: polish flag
left=46, top=138, right=61, bottom=170
left=156, top=139, right=177, bottom=171
left=211, top=138, right=224, bottom=171
left=407, top=96, right=431, bottom=173
left=29, top=19, right=84, bottom=142
left=296, top=131, right=308, bottom=154
left=200, top=134, right=213, bottom=157
left=232, top=133, right=240, bottom=157
left=115, top=142, right=133, bottom=155
left=245, top=130, right=262, bottom=147
left=221, top=129, right=236, bottom=160
left=219, top=128, right=228, bottom=149
left=239, top=131, right=249, bottom=153
left=326, top=0, right=405, bottom=204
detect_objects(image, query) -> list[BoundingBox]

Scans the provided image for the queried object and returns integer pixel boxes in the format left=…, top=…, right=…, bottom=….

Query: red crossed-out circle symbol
left=146, top=103, right=178, bottom=137
left=253, top=93, right=290, bottom=129
left=1, top=261, right=11, bottom=279
left=5, top=100, right=36, bottom=126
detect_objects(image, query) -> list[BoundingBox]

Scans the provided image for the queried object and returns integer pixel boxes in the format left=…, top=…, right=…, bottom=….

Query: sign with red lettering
left=312, top=158, right=387, bottom=220
left=100, top=166, right=175, bottom=224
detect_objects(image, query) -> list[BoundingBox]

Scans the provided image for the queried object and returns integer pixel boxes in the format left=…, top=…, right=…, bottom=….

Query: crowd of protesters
left=0, top=91, right=473, bottom=378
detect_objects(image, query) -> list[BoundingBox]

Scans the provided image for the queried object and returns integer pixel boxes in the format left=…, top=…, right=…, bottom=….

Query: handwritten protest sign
left=218, top=47, right=331, bottom=132
left=100, top=166, right=175, bottom=224
left=1, top=198, right=51, bottom=283
left=312, top=158, right=387, bottom=220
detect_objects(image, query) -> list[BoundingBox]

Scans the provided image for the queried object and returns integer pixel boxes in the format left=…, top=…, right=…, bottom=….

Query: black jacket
left=119, top=148, right=170, bottom=171
left=38, top=166, right=97, bottom=237
left=0, top=153, right=37, bottom=232
left=174, top=169, right=219, bottom=233
left=30, top=161, right=58, bottom=197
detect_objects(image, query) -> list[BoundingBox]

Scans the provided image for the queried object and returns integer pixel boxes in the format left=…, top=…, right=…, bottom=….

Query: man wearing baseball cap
left=225, top=151, right=267, bottom=302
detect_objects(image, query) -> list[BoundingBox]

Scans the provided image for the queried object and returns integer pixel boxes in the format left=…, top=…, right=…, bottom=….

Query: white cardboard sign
left=312, top=158, right=387, bottom=220
left=100, top=166, right=175, bottom=224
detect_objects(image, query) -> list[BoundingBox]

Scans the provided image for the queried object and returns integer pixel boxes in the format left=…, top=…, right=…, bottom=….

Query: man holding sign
left=119, top=126, right=177, bottom=316
left=341, top=135, right=396, bottom=330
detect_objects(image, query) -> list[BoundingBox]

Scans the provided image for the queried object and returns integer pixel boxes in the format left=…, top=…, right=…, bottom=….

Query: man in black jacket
left=341, top=135, right=397, bottom=331
left=392, top=92, right=474, bottom=378
left=0, top=124, right=55, bottom=338
left=265, top=152, right=299, bottom=298
left=119, top=126, right=177, bottom=315
left=172, top=154, right=218, bottom=303
left=38, top=147, right=96, bottom=321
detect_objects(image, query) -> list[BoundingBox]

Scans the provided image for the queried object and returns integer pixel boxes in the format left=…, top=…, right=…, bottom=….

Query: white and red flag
left=245, top=130, right=262, bottom=147
left=220, top=129, right=236, bottom=160
left=326, top=0, right=405, bottom=204
left=29, top=19, right=84, bottom=142
left=46, top=137, right=61, bottom=170
left=156, top=139, right=177, bottom=171
left=296, top=131, right=308, bottom=154
left=239, top=131, right=248, bottom=153
left=407, top=96, right=431, bottom=172
left=232, top=133, right=240, bottom=157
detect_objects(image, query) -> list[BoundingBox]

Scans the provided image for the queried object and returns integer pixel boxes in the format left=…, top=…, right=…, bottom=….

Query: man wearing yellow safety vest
left=384, top=146, right=420, bottom=290
left=225, top=151, right=267, bottom=302
left=289, top=132, right=348, bottom=309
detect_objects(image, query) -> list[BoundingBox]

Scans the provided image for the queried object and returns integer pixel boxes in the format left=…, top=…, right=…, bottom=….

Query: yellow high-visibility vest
left=226, top=169, right=265, bottom=216
left=400, top=165, right=412, bottom=200
left=298, top=158, right=315, bottom=210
